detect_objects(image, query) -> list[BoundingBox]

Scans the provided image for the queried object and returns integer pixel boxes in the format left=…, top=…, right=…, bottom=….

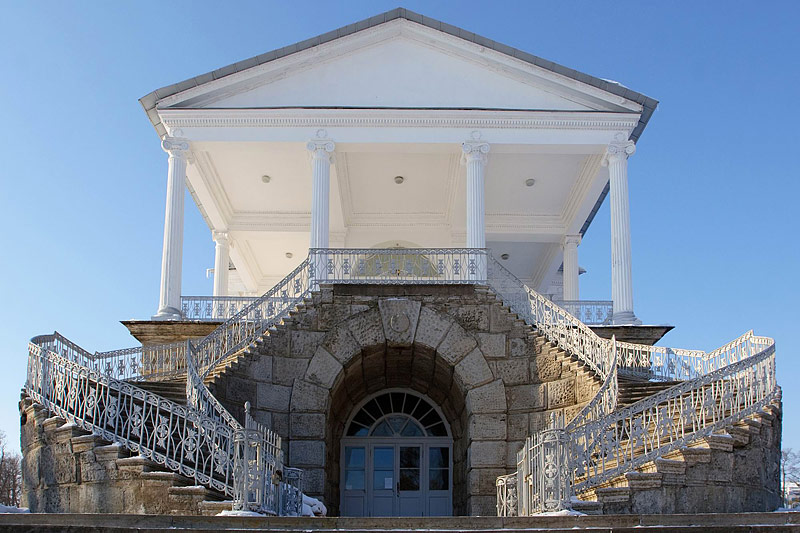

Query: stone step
left=2, top=512, right=800, bottom=531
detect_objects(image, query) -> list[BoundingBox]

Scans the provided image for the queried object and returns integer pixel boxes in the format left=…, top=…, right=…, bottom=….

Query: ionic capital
left=603, top=133, right=635, bottom=166
left=307, top=139, right=336, bottom=162
left=461, top=141, right=490, bottom=165
left=161, top=136, right=190, bottom=158
left=212, top=231, right=229, bottom=246
left=562, top=234, right=581, bottom=248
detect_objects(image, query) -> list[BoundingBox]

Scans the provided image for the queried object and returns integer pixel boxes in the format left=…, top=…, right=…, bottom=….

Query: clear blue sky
left=1, top=1, right=798, bottom=456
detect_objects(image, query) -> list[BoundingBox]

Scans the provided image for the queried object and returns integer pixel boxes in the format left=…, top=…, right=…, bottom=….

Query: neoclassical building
left=21, top=9, right=780, bottom=519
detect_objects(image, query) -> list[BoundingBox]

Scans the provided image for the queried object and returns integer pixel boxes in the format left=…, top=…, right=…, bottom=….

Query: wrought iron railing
left=26, top=332, right=298, bottom=514
left=181, top=296, right=260, bottom=321
left=555, top=300, right=613, bottom=325
left=501, top=333, right=777, bottom=515
left=495, top=472, right=518, bottom=517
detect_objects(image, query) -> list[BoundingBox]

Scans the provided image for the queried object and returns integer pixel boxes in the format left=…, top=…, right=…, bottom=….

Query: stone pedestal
left=121, top=320, right=222, bottom=346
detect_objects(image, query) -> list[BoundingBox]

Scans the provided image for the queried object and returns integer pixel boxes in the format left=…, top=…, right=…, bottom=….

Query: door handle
left=396, top=481, right=400, bottom=496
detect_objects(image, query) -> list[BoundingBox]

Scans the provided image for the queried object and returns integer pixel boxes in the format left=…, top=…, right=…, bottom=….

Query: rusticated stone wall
left=211, top=284, right=600, bottom=516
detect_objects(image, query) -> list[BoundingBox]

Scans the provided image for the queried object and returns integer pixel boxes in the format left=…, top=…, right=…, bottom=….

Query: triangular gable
left=141, top=8, right=657, bottom=139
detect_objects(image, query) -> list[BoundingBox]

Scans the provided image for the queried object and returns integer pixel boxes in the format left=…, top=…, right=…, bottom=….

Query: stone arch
left=288, top=299, right=507, bottom=516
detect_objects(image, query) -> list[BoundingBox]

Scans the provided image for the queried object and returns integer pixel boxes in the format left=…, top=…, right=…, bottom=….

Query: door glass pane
left=345, top=447, right=365, bottom=468
left=429, top=468, right=448, bottom=490
left=345, top=469, right=365, bottom=490
left=373, top=447, right=393, bottom=468
left=429, top=447, right=449, bottom=468
left=400, top=447, right=420, bottom=468
left=399, top=447, right=420, bottom=491
left=399, top=468, right=420, bottom=490
left=429, top=447, right=450, bottom=490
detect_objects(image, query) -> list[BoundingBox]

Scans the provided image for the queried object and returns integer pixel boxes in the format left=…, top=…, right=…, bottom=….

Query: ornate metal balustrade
left=554, top=300, right=613, bottom=325
left=25, top=333, right=295, bottom=515
left=495, top=472, right=518, bottom=517
left=500, top=333, right=777, bottom=515
left=181, top=296, right=260, bottom=321
left=310, top=248, right=487, bottom=284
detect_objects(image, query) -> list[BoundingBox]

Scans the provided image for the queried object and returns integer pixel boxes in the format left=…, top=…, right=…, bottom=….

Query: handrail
left=570, top=336, right=776, bottom=493
left=25, top=333, right=237, bottom=495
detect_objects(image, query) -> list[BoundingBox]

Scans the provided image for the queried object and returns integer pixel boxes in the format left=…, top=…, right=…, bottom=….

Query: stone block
left=273, top=357, right=310, bottom=386
left=346, top=308, right=385, bottom=348
left=290, top=413, right=326, bottom=439
left=272, top=413, right=289, bottom=439
left=489, top=304, right=514, bottom=333
left=224, top=376, right=257, bottom=405
left=437, top=324, right=477, bottom=365
left=491, top=358, right=529, bottom=385
left=301, top=467, right=325, bottom=495
left=467, top=413, right=507, bottom=440
left=508, top=337, right=532, bottom=358
left=305, top=346, right=342, bottom=389
left=455, top=348, right=494, bottom=390
left=546, top=377, right=575, bottom=409
left=290, top=330, right=326, bottom=358
left=467, top=467, right=506, bottom=495
left=247, top=354, right=273, bottom=381
left=257, top=383, right=292, bottom=412
left=289, top=440, right=325, bottom=468
left=476, top=332, right=506, bottom=358
left=317, top=303, right=352, bottom=330
left=378, top=298, right=422, bottom=346
left=467, top=494, right=497, bottom=516
left=506, top=440, right=524, bottom=468
left=529, top=411, right=550, bottom=434
left=414, top=306, right=452, bottom=349
left=506, top=383, right=545, bottom=412
left=451, top=304, right=489, bottom=331
left=468, top=440, right=506, bottom=469
left=322, top=326, right=362, bottom=366
left=465, top=380, right=506, bottom=414
left=534, top=350, right=561, bottom=381
left=507, top=413, right=528, bottom=440
left=290, top=380, right=329, bottom=413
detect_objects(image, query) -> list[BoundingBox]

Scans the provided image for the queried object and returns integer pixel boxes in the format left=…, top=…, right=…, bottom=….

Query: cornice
left=159, top=108, right=639, bottom=132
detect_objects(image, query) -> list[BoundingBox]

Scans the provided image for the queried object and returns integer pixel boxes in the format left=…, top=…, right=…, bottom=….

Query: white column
left=462, top=141, right=490, bottom=249
left=154, top=136, right=189, bottom=320
left=605, top=133, right=641, bottom=325
left=462, top=140, right=489, bottom=281
left=212, top=231, right=230, bottom=298
left=562, top=234, right=581, bottom=301
left=307, top=139, right=335, bottom=249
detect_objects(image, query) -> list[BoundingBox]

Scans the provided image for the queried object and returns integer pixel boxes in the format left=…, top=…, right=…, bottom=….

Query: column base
left=151, top=307, right=184, bottom=321
left=612, top=311, right=642, bottom=326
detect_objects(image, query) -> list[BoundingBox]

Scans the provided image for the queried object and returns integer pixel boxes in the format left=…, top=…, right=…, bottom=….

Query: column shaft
left=307, top=140, right=335, bottom=249
left=462, top=142, right=489, bottom=249
left=562, top=235, right=581, bottom=301
left=154, top=137, right=189, bottom=319
left=606, top=136, right=640, bottom=325
left=213, top=232, right=230, bottom=298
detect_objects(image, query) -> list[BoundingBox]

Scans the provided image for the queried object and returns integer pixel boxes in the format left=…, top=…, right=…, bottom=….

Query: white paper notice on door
left=384, top=477, right=393, bottom=489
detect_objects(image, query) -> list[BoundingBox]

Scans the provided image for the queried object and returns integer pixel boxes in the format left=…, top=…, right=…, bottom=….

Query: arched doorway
left=340, top=389, right=453, bottom=517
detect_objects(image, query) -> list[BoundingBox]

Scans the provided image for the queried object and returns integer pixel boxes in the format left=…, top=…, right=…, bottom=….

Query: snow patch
left=216, top=510, right=264, bottom=517
left=0, top=505, right=29, bottom=514
left=58, top=422, right=77, bottom=429
left=537, top=508, right=586, bottom=516
left=302, top=494, right=327, bottom=516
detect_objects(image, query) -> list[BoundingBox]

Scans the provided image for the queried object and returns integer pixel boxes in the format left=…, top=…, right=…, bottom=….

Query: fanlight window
left=346, top=392, right=448, bottom=437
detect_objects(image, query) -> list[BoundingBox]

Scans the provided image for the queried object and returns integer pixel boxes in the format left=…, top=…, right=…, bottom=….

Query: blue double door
left=341, top=441, right=451, bottom=516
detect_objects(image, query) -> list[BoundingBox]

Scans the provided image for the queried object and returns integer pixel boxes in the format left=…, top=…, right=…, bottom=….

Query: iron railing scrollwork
left=554, top=300, right=613, bottom=326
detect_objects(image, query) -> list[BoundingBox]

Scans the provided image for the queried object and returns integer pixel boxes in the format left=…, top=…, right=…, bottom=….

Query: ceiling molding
left=559, top=154, right=604, bottom=229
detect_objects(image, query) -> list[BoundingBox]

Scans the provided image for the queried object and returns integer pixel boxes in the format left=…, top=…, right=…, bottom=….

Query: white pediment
left=162, top=20, right=639, bottom=113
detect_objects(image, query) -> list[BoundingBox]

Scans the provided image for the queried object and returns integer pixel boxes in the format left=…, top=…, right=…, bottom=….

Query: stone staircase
left=573, top=400, right=782, bottom=514
left=20, top=398, right=227, bottom=515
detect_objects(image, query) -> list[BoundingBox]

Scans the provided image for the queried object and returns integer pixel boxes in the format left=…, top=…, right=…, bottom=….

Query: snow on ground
left=0, top=505, right=29, bottom=513
left=537, top=508, right=586, bottom=516
left=216, top=510, right=265, bottom=517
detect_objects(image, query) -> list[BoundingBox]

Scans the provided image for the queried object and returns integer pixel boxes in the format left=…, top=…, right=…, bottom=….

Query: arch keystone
left=378, top=298, right=421, bottom=346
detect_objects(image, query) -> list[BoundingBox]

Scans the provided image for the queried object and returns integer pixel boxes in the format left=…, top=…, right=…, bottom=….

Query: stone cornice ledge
left=159, top=108, right=640, bottom=131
